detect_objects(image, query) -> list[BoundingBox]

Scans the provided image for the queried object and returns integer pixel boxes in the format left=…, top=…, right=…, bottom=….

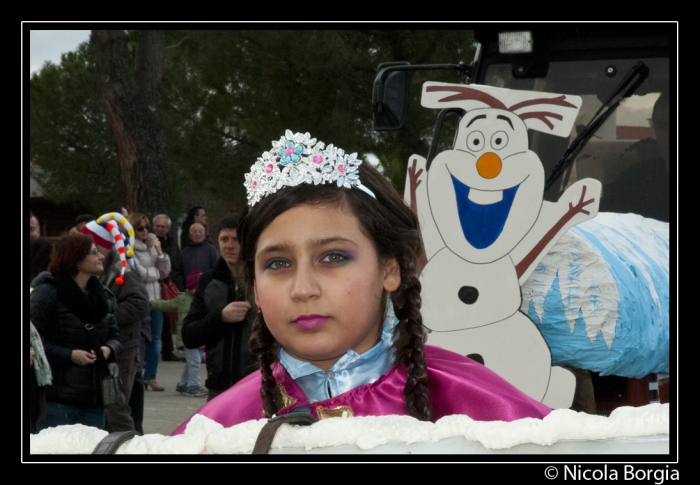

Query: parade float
left=30, top=403, right=669, bottom=455
left=29, top=29, right=672, bottom=456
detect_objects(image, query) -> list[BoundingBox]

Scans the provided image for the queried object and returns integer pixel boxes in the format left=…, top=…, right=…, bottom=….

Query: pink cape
left=171, top=345, right=551, bottom=435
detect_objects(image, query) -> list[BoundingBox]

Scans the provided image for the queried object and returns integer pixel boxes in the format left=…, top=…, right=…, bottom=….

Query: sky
left=28, top=29, right=91, bottom=75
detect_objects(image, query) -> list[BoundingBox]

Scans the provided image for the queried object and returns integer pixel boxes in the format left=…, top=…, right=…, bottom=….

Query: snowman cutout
left=405, top=82, right=601, bottom=409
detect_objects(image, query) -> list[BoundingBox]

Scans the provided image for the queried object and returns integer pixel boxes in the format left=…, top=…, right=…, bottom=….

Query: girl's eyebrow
left=257, top=237, right=358, bottom=256
left=312, top=237, right=359, bottom=248
left=257, top=242, right=294, bottom=257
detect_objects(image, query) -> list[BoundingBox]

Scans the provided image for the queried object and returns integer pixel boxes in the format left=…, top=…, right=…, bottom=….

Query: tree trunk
left=90, top=30, right=167, bottom=217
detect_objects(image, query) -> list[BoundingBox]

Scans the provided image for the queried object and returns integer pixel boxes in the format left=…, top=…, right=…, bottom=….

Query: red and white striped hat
left=81, top=212, right=136, bottom=285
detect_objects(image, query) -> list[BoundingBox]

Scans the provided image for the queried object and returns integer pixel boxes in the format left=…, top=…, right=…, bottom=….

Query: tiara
left=244, top=130, right=376, bottom=207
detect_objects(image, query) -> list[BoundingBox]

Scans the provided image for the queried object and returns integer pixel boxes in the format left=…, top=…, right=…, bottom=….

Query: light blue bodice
left=278, top=299, right=399, bottom=404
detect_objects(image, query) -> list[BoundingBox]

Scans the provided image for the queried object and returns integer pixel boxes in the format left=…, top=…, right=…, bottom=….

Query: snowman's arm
left=404, top=155, right=443, bottom=271
left=514, top=178, right=601, bottom=283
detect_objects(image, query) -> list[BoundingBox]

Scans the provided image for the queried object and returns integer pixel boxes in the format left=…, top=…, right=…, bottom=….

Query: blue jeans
left=179, top=346, right=203, bottom=388
left=36, top=401, right=105, bottom=431
left=144, top=309, right=163, bottom=381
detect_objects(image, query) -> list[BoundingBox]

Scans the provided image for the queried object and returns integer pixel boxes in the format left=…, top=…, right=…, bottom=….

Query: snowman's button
left=458, top=286, right=479, bottom=304
left=466, top=353, right=485, bottom=365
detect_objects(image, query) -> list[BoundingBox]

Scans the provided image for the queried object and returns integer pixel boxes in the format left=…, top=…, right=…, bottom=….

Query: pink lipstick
left=294, top=314, right=329, bottom=330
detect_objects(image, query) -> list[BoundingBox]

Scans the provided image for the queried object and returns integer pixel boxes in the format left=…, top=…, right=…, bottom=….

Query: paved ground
left=141, top=358, right=209, bottom=436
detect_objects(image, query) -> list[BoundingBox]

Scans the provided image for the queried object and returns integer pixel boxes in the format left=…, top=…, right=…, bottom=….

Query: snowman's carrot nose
left=476, top=152, right=502, bottom=179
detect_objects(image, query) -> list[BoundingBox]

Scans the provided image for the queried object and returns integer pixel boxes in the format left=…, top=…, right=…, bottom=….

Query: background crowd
left=28, top=205, right=254, bottom=435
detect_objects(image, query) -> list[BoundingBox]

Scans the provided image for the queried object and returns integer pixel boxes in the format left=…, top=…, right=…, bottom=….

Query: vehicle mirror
left=373, top=62, right=412, bottom=131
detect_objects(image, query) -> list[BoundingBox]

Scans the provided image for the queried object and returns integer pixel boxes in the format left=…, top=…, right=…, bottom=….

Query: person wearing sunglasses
left=128, top=213, right=171, bottom=392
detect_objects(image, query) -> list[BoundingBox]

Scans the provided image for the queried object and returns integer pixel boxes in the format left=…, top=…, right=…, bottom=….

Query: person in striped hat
left=80, top=213, right=136, bottom=285
left=82, top=213, right=150, bottom=432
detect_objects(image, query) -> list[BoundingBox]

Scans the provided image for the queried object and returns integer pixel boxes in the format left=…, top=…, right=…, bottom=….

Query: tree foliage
left=29, top=43, right=119, bottom=213
left=30, top=29, right=475, bottom=215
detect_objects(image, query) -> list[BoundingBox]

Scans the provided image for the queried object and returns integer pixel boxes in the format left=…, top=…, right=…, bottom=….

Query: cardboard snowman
left=405, top=82, right=602, bottom=409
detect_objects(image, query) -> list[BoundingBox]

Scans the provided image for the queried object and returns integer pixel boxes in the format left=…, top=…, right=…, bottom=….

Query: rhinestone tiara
left=244, top=130, right=376, bottom=207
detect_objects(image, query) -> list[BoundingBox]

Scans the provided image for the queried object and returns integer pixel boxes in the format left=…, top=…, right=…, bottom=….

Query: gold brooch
left=316, top=405, right=354, bottom=420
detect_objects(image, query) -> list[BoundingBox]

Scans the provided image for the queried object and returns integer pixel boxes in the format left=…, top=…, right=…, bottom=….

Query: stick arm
left=404, top=155, right=444, bottom=271
left=514, top=178, right=601, bottom=283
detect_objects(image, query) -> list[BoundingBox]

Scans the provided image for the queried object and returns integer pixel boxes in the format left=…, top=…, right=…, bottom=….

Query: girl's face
left=254, top=203, right=400, bottom=371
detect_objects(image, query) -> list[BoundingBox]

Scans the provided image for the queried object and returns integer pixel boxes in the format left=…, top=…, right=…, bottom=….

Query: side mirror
left=426, top=108, right=465, bottom=170
left=372, top=62, right=412, bottom=131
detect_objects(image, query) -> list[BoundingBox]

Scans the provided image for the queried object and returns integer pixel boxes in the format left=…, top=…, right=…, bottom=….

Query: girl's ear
left=382, top=258, right=401, bottom=292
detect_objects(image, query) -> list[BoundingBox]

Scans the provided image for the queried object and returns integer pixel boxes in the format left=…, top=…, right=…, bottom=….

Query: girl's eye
left=320, top=252, right=349, bottom=264
left=265, top=259, right=290, bottom=270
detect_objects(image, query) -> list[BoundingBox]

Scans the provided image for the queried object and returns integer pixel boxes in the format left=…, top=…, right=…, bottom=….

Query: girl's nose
left=290, top=266, right=321, bottom=301
left=476, top=152, right=502, bottom=179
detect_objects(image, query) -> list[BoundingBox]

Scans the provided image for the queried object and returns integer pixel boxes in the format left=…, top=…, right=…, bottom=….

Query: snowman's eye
left=467, top=131, right=485, bottom=152
left=491, top=131, right=509, bottom=150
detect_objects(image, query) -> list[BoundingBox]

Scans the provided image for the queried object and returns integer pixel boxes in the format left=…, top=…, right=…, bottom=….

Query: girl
left=172, top=131, right=550, bottom=433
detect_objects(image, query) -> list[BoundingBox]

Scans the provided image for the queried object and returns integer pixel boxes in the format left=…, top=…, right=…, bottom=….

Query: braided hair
left=238, top=163, right=433, bottom=421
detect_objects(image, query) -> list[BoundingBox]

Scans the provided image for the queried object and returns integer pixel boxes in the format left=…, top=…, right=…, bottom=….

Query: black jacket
left=181, top=257, right=255, bottom=392
left=174, top=240, right=219, bottom=291
left=98, top=251, right=150, bottom=351
left=30, top=272, right=120, bottom=407
left=158, top=233, right=180, bottom=276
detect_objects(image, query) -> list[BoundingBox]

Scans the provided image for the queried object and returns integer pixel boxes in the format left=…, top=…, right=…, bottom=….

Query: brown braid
left=391, top=257, right=433, bottom=422
left=248, top=312, right=280, bottom=418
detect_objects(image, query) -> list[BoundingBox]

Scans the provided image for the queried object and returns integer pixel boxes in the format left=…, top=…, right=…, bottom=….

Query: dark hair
left=48, top=232, right=94, bottom=278
left=75, top=214, right=96, bottom=225
left=181, top=206, right=205, bottom=248
left=29, top=237, right=55, bottom=282
left=183, top=206, right=204, bottom=226
left=238, top=163, right=432, bottom=421
left=218, top=213, right=240, bottom=233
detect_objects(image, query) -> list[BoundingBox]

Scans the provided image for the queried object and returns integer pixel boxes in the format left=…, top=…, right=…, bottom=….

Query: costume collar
left=278, top=297, right=399, bottom=403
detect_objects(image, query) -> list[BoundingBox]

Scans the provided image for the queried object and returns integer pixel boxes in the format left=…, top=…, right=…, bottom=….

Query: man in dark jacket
left=153, top=213, right=184, bottom=362
left=181, top=214, right=255, bottom=401
left=154, top=214, right=180, bottom=269
left=98, top=247, right=150, bottom=432
left=174, top=223, right=219, bottom=291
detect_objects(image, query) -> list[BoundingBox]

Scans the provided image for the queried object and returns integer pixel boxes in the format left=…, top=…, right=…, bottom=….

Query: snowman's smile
left=449, top=174, right=521, bottom=249
left=468, top=188, right=503, bottom=204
